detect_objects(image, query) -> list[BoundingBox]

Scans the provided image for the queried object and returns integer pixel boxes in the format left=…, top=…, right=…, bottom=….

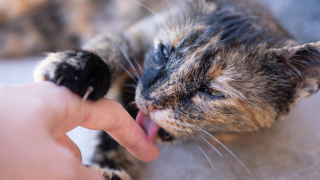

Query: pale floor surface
left=0, top=57, right=319, bottom=180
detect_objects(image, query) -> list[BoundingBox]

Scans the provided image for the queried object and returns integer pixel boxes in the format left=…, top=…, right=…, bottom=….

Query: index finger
left=32, top=82, right=159, bottom=162
left=80, top=99, right=159, bottom=162
left=0, top=82, right=159, bottom=162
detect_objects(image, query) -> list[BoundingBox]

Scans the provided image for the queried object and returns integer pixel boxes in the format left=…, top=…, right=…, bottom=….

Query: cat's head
left=135, top=1, right=320, bottom=142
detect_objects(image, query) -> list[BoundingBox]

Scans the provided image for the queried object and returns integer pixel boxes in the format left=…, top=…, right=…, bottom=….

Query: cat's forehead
left=154, top=23, right=221, bottom=74
left=155, top=24, right=248, bottom=74
left=156, top=21, right=209, bottom=49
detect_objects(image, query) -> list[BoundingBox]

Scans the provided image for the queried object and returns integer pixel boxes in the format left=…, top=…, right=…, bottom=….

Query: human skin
left=0, top=82, right=159, bottom=180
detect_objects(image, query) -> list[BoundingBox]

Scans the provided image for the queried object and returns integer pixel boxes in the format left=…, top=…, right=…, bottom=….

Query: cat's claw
left=82, top=86, right=94, bottom=103
left=56, top=76, right=65, bottom=85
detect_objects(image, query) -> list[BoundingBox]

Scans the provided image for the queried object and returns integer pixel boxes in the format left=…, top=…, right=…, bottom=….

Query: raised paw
left=33, top=50, right=112, bottom=101
left=88, top=164, right=131, bottom=180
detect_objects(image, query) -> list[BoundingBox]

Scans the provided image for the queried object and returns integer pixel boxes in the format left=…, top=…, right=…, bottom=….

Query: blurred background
left=0, top=0, right=319, bottom=59
left=0, top=0, right=319, bottom=179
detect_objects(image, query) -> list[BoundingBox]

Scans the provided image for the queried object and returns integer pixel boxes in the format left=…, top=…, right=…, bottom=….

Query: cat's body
left=33, top=0, right=320, bottom=179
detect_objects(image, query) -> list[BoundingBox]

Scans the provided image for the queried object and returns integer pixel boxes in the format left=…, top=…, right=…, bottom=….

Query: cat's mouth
left=136, top=111, right=160, bottom=141
left=136, top=111, right=174, bottom=142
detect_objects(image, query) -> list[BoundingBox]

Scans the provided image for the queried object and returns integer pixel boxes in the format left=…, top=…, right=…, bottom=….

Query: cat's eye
left=160, top=44, right=169, bottom=61
left=201, top=87, right=224, bottom=98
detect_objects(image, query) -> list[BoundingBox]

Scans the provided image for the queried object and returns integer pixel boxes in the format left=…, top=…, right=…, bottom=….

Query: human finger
left=56, top=134, right=82, bottom=162
left=51, top=142, right=104, bottom=180
left=80, top=99, right=159, bottom=162
left=19, top=82, right=159, bottom=162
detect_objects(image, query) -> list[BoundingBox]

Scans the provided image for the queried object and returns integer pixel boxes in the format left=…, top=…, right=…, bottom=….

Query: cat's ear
left=275, top=41, right=320, bottom=98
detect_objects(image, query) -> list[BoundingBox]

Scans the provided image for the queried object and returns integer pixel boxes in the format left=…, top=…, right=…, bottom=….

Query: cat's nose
left=146, top=100, right=155, bottom=112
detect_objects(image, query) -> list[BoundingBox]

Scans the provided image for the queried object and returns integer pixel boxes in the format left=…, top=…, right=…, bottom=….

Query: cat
left=33, top=0, right=320, bottom=179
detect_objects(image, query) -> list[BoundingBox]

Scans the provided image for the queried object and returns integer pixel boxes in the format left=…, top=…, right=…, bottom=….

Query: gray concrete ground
left=0, top=0, right=319, bottom=179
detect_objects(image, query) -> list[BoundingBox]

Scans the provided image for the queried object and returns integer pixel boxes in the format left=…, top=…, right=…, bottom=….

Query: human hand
left=0, top=82, right=159, bottom=180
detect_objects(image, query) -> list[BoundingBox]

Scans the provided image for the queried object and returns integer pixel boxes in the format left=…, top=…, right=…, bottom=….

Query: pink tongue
left=136, top=111, right=160, bottom=141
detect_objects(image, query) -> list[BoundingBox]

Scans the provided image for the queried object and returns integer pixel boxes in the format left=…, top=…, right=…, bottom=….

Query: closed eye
left=199, top=86, right=225, bottom=99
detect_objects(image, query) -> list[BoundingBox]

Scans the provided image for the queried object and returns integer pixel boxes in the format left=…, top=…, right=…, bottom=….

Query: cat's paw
left=88, top=164, right=131, bottom=180
left=33, top=50, right=112, bottom=101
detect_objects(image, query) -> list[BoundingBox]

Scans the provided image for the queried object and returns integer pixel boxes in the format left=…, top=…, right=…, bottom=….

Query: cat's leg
left=33, top=29, right=147, bottom=99
left=88, top=165, right=130, bottom=180
left=87, top=132, right=141, bottom=180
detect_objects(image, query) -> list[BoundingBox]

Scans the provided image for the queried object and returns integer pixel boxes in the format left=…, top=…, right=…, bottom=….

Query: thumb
left=56, top=134, right=82, bottom=162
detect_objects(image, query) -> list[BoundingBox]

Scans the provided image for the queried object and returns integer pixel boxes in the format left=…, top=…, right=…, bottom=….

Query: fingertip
left=145, top=142, right=160, bottom=162
left=143, top=143, right=160, bottom=162
left=126, top=139, right=160, bottom=162
left=56, top=134, right=82, bottom=162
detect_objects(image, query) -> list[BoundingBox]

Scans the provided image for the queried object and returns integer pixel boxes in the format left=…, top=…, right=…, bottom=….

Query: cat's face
left=135, top=4, right=320, bottom=142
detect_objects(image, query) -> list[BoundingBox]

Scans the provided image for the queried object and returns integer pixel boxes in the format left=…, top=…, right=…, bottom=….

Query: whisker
left=118, top=45, right=141, bottom=81
left=125, top=101, right=137, bottom=109
left=180, top=121, right=239, bottom=179
left=163, top=143, right=173, bottom=160
left=131, top=55, right=143, bottom=74
left=196, top=131, right=223, bottom=157
left=164, top=0, right=180, bottom=37
left=194, top=130, right=240, bottom=180
left=166, top=0, right=174, bottom=19
left=116, top=62, right=137, bottom=83
left=122, top=84, right=137, bottom=88
left=187, top=133, right=219, bottom=180
left=181, top=133, right=193, bottom=180
left=191, top=124, right=256, bottom=180
left=128, top=0, right=170, bottom=31
left=124, top=90, right=136, bottom=94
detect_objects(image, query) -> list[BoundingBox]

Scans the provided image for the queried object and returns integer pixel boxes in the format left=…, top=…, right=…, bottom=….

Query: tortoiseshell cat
left=34, top=0, right=320, bottom=179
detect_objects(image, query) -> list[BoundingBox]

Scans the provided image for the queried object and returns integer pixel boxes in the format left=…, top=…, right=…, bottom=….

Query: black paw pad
left=46, top=50, right=112, bottom=101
